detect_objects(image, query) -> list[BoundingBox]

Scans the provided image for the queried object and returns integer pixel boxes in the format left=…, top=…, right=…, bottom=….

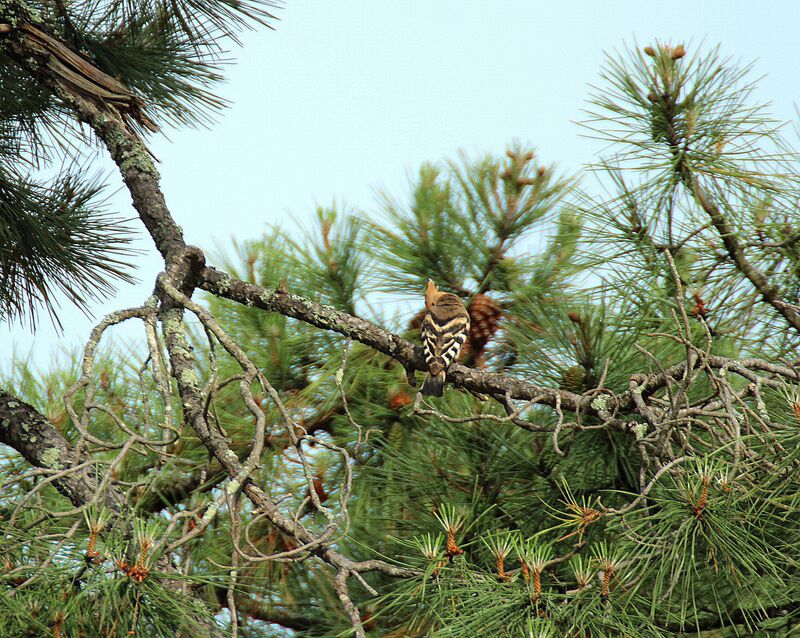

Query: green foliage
left=284, top=206, right=371, bottom=317
left=0, top=516, right=220, bottom=637
left=0, top=168, right=135, bottom=326
left=371, top=148, right=573, bottom=299
left=82, top=12, right=227, bottom=128
left=0, top=60, right=56, bottom=162
left=581, top=42, right=800, bottom=344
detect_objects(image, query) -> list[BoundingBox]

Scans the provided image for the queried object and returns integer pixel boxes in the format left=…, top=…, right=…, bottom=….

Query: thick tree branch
left=82, top=102, right=187, bottom=261
left=200, top=267, right=800, bottom=417
left=199, top=265, right=598, bottom=416
left=0, top=388, right=122, bottom=510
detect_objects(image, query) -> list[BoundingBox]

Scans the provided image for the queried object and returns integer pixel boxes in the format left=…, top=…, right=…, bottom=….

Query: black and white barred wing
left=422, top=313, right=470, bottom=371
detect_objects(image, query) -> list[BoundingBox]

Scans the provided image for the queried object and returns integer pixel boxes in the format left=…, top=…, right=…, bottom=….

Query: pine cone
left=462, top=293, right=502, bottom=367
left=559, top=365, right=587, bottom=392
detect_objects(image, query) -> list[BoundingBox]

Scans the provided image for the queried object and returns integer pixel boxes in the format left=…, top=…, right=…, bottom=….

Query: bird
left=420, top=279, right=470, bottom=397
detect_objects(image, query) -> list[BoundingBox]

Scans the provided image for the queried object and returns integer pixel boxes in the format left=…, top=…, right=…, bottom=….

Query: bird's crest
left=425, top=278, right=440, bottom=310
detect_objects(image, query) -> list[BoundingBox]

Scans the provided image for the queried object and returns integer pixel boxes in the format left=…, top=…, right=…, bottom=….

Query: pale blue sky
left=4, top=1, right=800, bottom=370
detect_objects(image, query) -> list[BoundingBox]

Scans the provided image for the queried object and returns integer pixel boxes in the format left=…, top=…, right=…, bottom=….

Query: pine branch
left=200, top=265, right=800, bottom=417
left=0, top=387, right=123, bottom=510
left=213, top=586, right=318, bottom=632
left=586, top=42, right=800, bottom=336
left=651, top=53, right=800, bottom=333
left=0, top=168, right=136, bottom=326
left=661, top=598, right=799, bottom=633
left=682, top=169, right=800, bottom=333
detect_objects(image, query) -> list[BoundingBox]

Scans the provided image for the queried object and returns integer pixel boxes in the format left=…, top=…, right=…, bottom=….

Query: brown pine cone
left=462, top=293, right=502, bottom=366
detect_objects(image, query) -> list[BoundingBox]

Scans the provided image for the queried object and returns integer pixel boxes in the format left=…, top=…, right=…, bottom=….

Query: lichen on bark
left=41, top=446, right=61, bottom=469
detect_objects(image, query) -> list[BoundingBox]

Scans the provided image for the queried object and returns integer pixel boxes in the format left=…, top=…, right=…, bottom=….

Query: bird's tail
left=421, top=371, right=445, bottom=397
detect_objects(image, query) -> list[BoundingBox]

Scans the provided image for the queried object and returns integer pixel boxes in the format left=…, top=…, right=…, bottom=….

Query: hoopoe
left=420, top=279, right=470, bottom=396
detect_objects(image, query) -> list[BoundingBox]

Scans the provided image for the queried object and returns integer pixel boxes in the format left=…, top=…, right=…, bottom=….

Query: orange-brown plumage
left=420, top=279, right=470, bottom=396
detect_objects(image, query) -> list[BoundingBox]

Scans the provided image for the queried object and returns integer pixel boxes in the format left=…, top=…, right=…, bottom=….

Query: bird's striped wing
left=422, top=313, right=469, bottom=370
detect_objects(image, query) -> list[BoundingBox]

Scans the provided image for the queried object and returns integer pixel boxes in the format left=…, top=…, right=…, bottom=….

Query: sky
left=4, top=1, right=800, bottom=372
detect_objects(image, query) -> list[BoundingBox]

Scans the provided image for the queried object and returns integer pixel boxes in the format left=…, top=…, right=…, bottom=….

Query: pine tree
left=1, top=3, right=799, bottom=636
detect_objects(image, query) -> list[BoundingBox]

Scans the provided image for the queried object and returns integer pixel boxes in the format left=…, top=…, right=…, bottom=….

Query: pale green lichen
left=120, top=147, right=159, bottom=177
left=28, top=436, right=36, bottom=443
left=259, top=291, right=274, bottom=305
left=225, top=449, right=238, bottom=462
left=202, top=501, right=220, bottom=523
left=41, top=447, right=61, bottom=469
left=179, top=368, right=201, bottom=392
left=105, top=129, right=160, bottom=178
left=0, top=0, right=24, bottom=26
left=161, top=314, right=182, bottom=333
left=590, top=394, right=609, bottom=411
left=7, top=401, right=19, bottom=409
left=216, top=274, right=232, bottom=294
left=225, top=480, right=240, bottom=495
left=103, top=128, right=125, bottom=156
left=632, top=423, right=647, bottom=440
left=162, top=317, right=195, bottom=358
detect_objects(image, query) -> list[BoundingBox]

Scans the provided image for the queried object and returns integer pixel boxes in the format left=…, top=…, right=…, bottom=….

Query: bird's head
left=425, top=279, right=440, bottom=309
